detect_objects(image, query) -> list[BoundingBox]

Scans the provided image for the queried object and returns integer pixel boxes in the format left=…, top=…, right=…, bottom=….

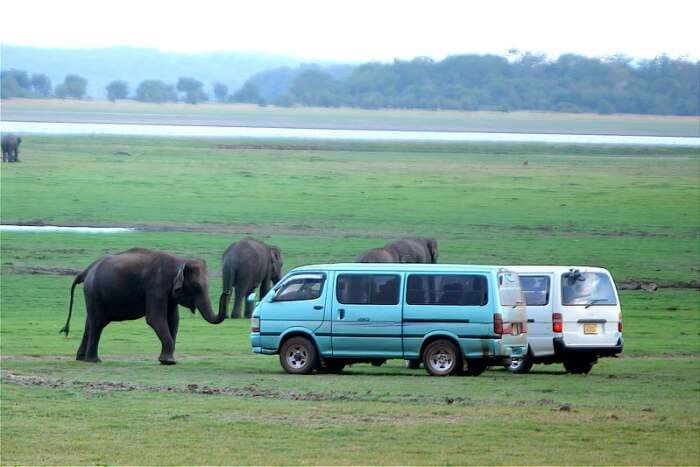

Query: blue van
left=250, top=263, right=527, bottom=376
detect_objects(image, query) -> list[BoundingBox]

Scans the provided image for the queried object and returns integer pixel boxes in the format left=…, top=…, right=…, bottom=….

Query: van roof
left=290, top=263, right=509, bottom=273
left=506, top=265, right=612, bottom=274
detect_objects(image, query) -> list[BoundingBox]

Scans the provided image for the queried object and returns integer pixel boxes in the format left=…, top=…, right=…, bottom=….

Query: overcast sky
left=2, top=0, right=698, bottom=62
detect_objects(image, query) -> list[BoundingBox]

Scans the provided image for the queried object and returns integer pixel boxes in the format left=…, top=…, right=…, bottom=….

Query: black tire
left=318, top=358, right=346, bottom=373
left=404, top=359, right=421, bottom=370
left=423, top=339, right=461, bottom=376
left=563, top=358, right=595, bottom=374
left=279, top=337, right=319, bottom=375
left=506, top=350, right=534, bottom=374
left=462, top=359, right=488, bottom=376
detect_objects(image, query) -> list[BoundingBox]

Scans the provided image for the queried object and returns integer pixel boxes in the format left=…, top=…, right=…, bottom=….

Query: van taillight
left=494, top=313, right=503, bottom=335
left=251, top=317, right=260, bottom=333
left=552, top=313, right=563, bottom=333
left=618, top=313, right=623, bottom=333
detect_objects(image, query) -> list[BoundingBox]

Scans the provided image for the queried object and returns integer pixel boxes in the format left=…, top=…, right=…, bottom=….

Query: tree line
left=2, top=53, right=698, bottom=115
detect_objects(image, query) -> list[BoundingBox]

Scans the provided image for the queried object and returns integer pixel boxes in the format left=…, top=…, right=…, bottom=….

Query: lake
left=2, top=121, right=699, bottom=146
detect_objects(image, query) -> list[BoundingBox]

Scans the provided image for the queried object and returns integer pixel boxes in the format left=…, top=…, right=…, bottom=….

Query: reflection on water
left=2, top=121, right=699, bottom=146
left=0, top=225, right=135, bottom=234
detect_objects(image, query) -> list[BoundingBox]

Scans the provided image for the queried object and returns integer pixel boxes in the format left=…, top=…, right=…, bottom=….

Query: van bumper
left=553, top=337, right=623, bottom=358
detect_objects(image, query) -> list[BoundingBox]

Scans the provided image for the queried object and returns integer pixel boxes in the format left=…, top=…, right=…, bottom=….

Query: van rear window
left=336, top=274, right=400, bottom=305
left=520, top=276, right=550, bottom=306
left=561, top=271, right=617, bottom=306
left=406, top=274, right=488, bottom=306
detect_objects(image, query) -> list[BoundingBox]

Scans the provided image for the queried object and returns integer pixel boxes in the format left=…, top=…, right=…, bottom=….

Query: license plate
left=583, top=323, right=599, bottom=335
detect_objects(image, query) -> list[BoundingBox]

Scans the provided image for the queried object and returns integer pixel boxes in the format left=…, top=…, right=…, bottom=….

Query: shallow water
left=0, top=225, right=135, bottom=234
left=2, top=121, right=699, bottom=146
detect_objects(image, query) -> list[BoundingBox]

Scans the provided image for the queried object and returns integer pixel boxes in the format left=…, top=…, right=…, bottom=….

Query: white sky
left=2, top=0, right=699, bottom=62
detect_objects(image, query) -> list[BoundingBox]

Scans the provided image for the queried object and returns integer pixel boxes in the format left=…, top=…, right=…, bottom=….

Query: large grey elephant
left=1, top=134, right=22, bottom=162
left=59, top=248, right=227, bottom=364
left=221, top=237, right=283, bottom=319
left=356, top=238, right=439, bottom=263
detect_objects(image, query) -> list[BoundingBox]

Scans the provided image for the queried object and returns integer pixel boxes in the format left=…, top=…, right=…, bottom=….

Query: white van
left=505, top=266, right=623, bottom=374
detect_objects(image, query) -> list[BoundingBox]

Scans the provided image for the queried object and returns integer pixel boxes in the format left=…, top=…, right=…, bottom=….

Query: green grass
left=1, top=135, right=699, bottom=464
left=4, top=98, right=700, bottom=136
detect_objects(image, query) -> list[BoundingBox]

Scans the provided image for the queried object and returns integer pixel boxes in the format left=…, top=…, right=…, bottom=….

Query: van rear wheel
left=463, top=359, right=488, bottom=376
left=506, top=351, right=534, bottom=374
left=563, top=358, right=595, bottom=374
left=280, top=337, right=318, bottom=375
left=423, top=340, right=461, bottom=376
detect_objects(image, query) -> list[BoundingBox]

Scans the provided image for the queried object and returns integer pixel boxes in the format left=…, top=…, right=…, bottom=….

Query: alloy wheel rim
left=429, top=346, right=454, bottom=373
left=286, top=345, right=308, bottom=369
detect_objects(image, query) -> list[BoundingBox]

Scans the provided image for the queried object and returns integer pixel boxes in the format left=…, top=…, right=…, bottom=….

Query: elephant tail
left=59, top=269, right=88, bottom=336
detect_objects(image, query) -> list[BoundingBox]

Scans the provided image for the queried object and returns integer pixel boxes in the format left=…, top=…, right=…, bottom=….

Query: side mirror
left=246, top=293, right=257, bottom=303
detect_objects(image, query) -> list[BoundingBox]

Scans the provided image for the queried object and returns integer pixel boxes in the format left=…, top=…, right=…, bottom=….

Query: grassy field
left=3, top=98, right=700, bottom=136
left=1, top=136, right=699, bottom=464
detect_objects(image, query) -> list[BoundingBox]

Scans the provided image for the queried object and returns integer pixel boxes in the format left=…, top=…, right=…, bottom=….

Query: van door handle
left=527, top=319, right=535, bottom=323
left=338, top=308, right=345, bottom=320
left=358, top=317, right=370, bottom=322
left=313, top=305, right=323, bottom=310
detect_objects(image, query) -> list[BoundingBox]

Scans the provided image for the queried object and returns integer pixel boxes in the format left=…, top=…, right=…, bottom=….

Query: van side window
left=520, top=275, right=550, bottom=306
left=406, top=274, right=488, bottom=306
left=275, top=277, right=325, bottom=302
left=336, top=274, right=400, bottom=305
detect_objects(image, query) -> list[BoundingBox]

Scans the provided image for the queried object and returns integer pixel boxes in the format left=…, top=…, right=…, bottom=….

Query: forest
left=2, top=51, right=698, bottom=116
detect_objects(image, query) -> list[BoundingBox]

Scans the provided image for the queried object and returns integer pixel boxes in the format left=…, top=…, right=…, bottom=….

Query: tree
left=30, top=74, right=52, bottom=97
left=230, top=82, right=265, bottom=105
left=106, top=80, right=129, bottom=101
left=212, top=82, right=228, bottom=102
left=135, top=80, right=177, bottom=103
left=1, top=69, right=31, bottom=98
left=176, top=77, right=206, bottom=104
left=55, top=74, right=87, bottom=99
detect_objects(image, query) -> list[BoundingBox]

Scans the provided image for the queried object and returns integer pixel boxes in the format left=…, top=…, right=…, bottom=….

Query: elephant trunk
left=197, top=294, right=226, bottom=324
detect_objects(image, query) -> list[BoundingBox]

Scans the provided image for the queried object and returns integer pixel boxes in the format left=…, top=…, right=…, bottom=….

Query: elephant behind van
left=221, top=237, right=283, bottom=319
left=357, top=238, right=439, bottom=264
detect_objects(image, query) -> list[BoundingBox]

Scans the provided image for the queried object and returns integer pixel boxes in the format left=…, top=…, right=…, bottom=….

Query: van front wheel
left=280, top=337, right=318, bottom=375
left=423, top=340, right=461, bottom=376
left=563, top=358, right=595, bottom=374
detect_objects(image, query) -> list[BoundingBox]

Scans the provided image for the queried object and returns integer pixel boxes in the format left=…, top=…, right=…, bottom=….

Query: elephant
left=1, top=134, right=22, bottom=162
left=356, top=238, right=439, bottom=264
left=59, top=248, right=227, bottom=364
left=220, top=237, right=283, bottom=319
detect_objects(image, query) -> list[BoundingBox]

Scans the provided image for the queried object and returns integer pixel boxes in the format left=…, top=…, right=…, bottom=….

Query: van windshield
left=498, top=271, right=525, bottom=307
left=561, top=271, right=617, bottom=306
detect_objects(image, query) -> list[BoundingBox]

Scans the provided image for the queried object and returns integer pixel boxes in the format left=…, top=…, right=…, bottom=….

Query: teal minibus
left=250, top=263, right=527, bottom=376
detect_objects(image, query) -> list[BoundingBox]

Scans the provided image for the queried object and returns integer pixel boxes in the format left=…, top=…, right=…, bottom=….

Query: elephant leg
left=260, top=280, right=270, bottom=301
left=76, top=320, right=90, bottom=361
left=231, top=285, right=245, bottom=319
left=84, top=317, right=107, bottom=363
left=146, top=299, right=176, bottom=364
left=167, top=303, right=179, bottom=344
left=244, top=286, right=257, bottom=318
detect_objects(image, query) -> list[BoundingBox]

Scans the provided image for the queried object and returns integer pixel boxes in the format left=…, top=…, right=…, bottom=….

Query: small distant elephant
left=356, top=238, right=439, bottom=263
left=221, top=237, right=283, bottom=319
left=1, top=134, right=22, bottom=162
left=59, top=248, right=227, bottom=364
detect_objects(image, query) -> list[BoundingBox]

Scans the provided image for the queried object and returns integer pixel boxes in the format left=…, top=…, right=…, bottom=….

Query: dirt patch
left=618, top=280, right=700, bottom=291
left=5, top=266, right=81, bottom=276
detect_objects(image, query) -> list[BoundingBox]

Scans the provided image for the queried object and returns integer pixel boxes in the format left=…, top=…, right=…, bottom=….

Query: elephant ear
left=270, top=246, right=282, bottom=266
left=172, top=263, right=187, bottom=296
